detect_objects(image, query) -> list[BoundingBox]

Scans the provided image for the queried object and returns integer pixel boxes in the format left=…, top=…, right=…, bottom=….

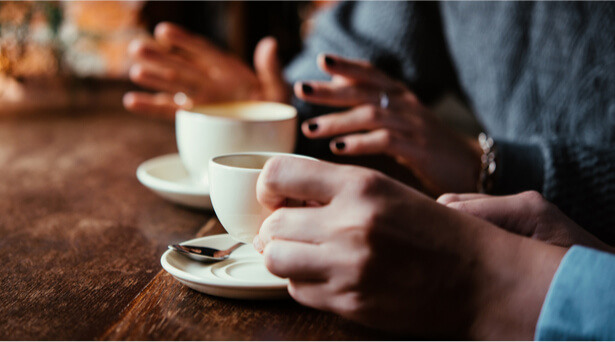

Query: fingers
left=258, top=207, right=329, bottom=247
left=128, top=40, right=213, bottom=98
left=294, top=81, right=383, bottom=108
left=154, top=22, right=227, bottom=65
left=123, top=92, right=178, bottom=120
left=440, top=192, right=546, bottom=235
left=293, top=54, right=408, bottom=107
left=128, top=39, right=196, bottom=77
left=302, top=105, right=396, bottom=138
left=317, top=54, right=397, bottom=89
left=256, top=156, right=346, bottom=210
left=287, top=279, right=337, bottom=312
left=437, top=193, right=491, bottom=205
left=254, top=37, right=288, bottom=103
left=330, top=129, right=401, bottom=156
left=263, top=240, right=329, bottom=281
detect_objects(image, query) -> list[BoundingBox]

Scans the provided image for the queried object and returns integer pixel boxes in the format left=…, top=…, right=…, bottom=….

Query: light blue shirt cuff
left=535, top=245, right=615, bottom=340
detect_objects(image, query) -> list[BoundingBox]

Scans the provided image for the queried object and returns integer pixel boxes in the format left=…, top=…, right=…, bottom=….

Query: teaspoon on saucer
left=168, top=242, right=244, bottom=262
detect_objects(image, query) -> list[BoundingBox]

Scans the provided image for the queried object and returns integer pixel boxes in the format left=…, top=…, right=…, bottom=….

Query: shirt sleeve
left=535, top=245, right=615, bottom=340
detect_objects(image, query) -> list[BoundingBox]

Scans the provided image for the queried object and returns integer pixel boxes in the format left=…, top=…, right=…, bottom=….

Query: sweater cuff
left=492, top=139, right=545, bottom=195
left=535, top=246, right=615, bottom=340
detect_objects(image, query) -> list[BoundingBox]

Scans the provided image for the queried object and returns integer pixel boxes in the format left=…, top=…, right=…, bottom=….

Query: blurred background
left=0, top=1, right=335, bottom=113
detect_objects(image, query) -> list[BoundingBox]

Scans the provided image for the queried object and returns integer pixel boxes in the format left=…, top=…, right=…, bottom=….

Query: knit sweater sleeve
left=494, top=139, right=615, bottom=244
left=284, top=1, right=458, bottom=157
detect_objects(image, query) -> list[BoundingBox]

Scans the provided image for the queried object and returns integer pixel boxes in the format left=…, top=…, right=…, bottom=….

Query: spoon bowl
left=168, top=242, right=244, bottom=262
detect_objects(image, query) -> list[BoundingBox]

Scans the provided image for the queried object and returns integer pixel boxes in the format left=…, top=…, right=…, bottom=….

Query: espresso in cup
left=208, top=152, right=315, bottom=243
left=176, top=102, right=297, bottom=185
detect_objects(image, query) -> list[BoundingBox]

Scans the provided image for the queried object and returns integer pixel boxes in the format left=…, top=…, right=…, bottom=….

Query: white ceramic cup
left=176, top=101, right=297, bottom=185
left=209, top=152, right=316, bottom=244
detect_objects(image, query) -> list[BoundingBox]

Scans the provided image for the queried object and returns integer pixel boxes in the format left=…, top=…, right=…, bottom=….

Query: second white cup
left=176, top=101, right=297, bottom=185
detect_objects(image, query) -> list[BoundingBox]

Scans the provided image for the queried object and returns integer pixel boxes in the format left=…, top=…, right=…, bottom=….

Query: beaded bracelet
left=477, top=133, right=497, bottom=194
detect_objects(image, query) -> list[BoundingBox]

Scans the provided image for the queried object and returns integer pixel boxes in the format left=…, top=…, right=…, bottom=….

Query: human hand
left=438, top=191, right=615, bottom=253
left=295, top=54, right=482, bottom=195
left=254, top=156, right=566, bottom=339
left=123, top=22, right=289, bottom=119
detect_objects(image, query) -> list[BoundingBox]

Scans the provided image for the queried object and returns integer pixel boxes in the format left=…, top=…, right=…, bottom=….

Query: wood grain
left=0, top=109, right=213, bottom=340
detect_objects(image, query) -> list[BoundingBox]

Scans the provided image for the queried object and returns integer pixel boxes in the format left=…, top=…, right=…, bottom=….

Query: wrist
left=461, top=136, right=483, bottom=193
left=469, top=231, right=567, bottom=340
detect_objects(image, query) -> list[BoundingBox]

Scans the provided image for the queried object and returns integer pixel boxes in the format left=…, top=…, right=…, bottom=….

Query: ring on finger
left=379, top=91, right=390, bottom=109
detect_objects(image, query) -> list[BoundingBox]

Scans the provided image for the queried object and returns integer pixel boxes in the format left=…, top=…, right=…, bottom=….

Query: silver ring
left=379, top=91, right=389, bottom=109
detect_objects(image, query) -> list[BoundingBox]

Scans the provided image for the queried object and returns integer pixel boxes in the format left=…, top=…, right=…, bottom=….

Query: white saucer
left=161, top=234, right=289, bottom=300
left=136, top=153, right=212, bottom=209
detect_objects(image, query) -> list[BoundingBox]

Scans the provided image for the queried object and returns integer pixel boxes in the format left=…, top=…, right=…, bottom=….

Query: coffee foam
left=189, top=102, right=296, bottom=121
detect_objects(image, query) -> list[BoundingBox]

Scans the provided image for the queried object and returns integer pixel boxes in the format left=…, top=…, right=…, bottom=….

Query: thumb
left=254, top=37, right=289, bottom=103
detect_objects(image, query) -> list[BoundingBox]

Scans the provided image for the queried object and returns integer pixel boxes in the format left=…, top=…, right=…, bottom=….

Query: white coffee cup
left=176, top=101, right=297, bottom=185
left=209, top=152, right=316, bottom=243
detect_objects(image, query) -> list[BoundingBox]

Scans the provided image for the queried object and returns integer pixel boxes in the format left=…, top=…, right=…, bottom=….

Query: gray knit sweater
left=285, top=1, right=615, bottom=243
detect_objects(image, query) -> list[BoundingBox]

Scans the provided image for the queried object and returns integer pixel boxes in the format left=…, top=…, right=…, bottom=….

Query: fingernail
left=307, top=122, right=319, bottom=132
left=302, top=83, right=314, bottom=95
left=253, top=235, right=263, bottom=254
left=335, top=141, right=346, bottom=150
left=324, top=55, right=335, bottom=67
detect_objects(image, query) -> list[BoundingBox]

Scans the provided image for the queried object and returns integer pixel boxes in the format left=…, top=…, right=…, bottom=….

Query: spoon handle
left=213, top=242, right=244, bottom=258
left=169, top=244, right=220, bottom=258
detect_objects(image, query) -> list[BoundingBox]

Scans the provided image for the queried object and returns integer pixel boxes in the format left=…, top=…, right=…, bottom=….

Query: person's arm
left=492, top=139, right=615, bottom=244
left=536, top=245, right=615, bottom=340
left=253, top=156, right=567, bottom=339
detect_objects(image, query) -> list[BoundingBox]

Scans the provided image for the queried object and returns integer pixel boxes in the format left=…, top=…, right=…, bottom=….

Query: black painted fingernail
left=324, top=56, right=335, bottom=66
left=308, top=122, right=318, bottom=132
left=335, top=141, right=346, bottom=150
left=302, top=83, right=314, bottom=95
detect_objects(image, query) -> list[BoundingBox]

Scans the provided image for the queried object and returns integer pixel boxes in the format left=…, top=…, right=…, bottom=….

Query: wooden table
left=0, top=108, right=402, bottom=340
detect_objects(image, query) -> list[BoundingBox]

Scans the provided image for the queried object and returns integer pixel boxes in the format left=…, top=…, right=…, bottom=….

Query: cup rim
left=209, top=152, right=316, bottom=173
left=176, top=101, right=297, bottom=123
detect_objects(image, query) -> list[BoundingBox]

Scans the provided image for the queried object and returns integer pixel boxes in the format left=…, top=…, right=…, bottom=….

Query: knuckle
left=520, top=190, right=547, bottom=208
left=128, top=40, right=146, bottom=58
left=260, top=209, right=285, bottom=238
left=379, top=129, right=396, bottom=148
left=364, top=105, right=381, bottom=122
left=128, top=64, right=145, bottom=81
left=519, top=191, right=554, bottom=217
left=259, top=156, right=285, bottom=191
left=165, top=69, right=178, bottom=82
left=286, top=282, right=304, bottom=303
left=263, top=242, right=282, bottom=274
left=353, top=169, right=388, bottom=197
left=333, top=293, right=362, bottom=317
left=402, top=91, right=419, bottom=105
left=436, top=193, right=460, bottom=205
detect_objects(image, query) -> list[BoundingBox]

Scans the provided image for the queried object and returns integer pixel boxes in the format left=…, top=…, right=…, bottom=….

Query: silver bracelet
left=477, top=133, right=497, bottom=194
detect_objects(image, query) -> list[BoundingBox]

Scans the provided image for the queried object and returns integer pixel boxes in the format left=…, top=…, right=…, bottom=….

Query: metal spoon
left=168, top=242, right=244, bottom=262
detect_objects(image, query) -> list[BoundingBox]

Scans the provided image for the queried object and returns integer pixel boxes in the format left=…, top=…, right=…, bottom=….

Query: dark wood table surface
left=0, top=108, right=403, bottom=340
